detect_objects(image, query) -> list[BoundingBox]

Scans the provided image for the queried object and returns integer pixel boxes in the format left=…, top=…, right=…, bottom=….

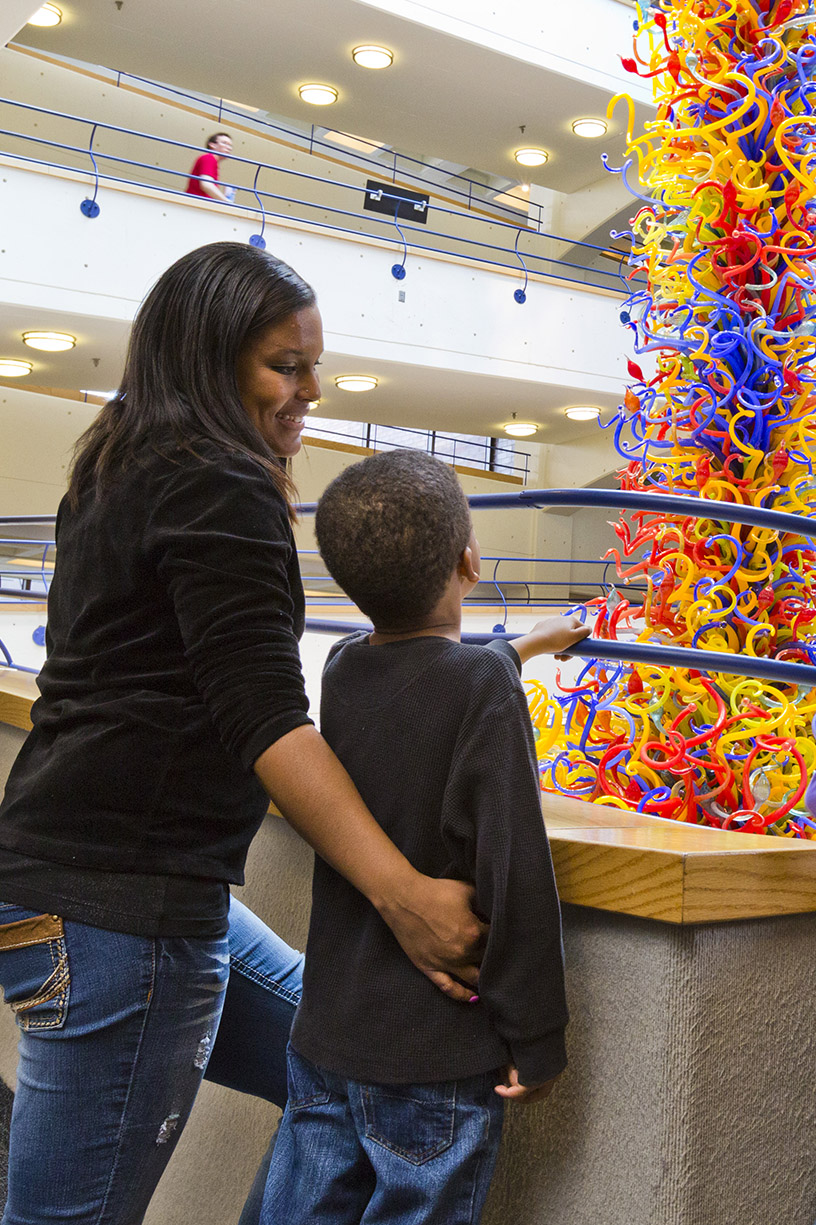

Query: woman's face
left=236, top=305, right=323, bottom=458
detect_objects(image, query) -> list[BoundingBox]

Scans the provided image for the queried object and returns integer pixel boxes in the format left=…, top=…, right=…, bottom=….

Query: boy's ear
left=459, top=545, right=480, bottom=585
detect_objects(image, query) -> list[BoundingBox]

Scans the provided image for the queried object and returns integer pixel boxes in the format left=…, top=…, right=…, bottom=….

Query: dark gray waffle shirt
left=291, top=632, right=568, bottom=1087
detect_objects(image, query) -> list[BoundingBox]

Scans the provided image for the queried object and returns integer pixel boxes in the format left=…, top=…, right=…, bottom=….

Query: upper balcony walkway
left=0, top=42, right=637, bottom=421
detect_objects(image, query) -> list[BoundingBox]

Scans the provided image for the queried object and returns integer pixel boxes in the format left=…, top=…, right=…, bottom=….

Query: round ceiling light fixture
left=564, top=405, right=601, bottom=421
left=27, top=3, right=61, bottom=26
left=514, top=147, right=548, bottom=167
left=352, top=45, right=393, bottom=69
left=334, top=375, right=378, bottom=392
left=503, top=421, right=537, bottom=438
left=572, top=118, right=608, bottom=139
left=22, top=330, right=76, bottom=352
left=298, top=83, right=339, bottom=106
left=0, top=359, right=33, bottom=378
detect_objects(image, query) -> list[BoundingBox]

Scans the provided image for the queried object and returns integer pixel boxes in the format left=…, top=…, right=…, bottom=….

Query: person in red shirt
left=186, top=132, right=233, bottom=201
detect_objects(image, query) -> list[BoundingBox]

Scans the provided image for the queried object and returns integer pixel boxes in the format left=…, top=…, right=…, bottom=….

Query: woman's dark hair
left=68, top=241, right=316, bottom=510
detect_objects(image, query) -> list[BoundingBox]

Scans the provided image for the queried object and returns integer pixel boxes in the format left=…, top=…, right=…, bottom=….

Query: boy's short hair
left=315, top=449, right=472, bottom=628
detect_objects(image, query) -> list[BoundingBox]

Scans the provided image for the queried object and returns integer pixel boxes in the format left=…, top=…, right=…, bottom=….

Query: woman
left=0, top=242, right=484, bottom=1224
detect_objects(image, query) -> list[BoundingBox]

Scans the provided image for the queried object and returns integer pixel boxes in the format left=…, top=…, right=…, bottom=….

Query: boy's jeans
left=0, top=895, right=303, bottom=1225
left=261, top=1045, right=505, bottom=1225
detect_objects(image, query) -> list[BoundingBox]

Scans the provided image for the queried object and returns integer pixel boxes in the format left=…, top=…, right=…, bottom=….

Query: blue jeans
left=260, top=1046, right=504, bottom=1225
left=0, top=894, right=303, bottom=1225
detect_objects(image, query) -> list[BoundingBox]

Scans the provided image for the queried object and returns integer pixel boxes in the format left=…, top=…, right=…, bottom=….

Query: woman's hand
left=255, top=726, right=487, bottom=1002
left=376, top=875, right=488, bottom=1002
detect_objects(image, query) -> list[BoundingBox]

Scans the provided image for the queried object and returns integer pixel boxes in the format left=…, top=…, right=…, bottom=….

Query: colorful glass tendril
left=531, top=0, right=816, bottom=835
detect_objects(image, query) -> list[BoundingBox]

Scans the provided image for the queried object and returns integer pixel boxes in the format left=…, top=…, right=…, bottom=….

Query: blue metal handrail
left=462, top=488, right=816, bottom=537
left=0, top=537, right=634, bottom=619
left=8, top=55, right=611, bottom=235
left=296, top=488, right=816, bottom=688
left=102, top=66, right=563, bottom=230
left=2, top=484, right=814, bottom=686
left=0, top=530, right=54, bottom=609
left=300, top=550, right=644, bottom=613
left=0, top=96, right=631, bottom=295
left=298, top=619, right=816, bottom=688
left=0, top=523, right=51, bottom=673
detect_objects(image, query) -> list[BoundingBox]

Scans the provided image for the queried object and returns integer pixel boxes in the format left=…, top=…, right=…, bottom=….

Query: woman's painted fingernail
left=468, top=994, right=480, bottom=1004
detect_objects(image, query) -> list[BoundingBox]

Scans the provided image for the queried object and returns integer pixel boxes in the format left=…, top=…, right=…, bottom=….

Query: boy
left=261, top=450, right=590, bottom=1225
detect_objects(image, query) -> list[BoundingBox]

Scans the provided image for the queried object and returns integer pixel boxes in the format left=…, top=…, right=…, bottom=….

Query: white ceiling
left=4, top=0, right=637, bottom=451
left=0, top=301, right=621, bottom=445
left=14, top=0, right=653, bottom=194
left=0, top=304, right=129, bottom=394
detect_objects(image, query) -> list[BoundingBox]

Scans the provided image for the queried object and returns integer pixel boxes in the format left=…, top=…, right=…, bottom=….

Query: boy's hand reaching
left=511, top=613, right=591, bottom=665
left=494, top=1065, right=560, bottom=1104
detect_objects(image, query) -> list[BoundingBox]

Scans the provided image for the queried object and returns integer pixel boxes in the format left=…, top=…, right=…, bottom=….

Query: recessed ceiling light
left=564, top=405, right=601, bottom=421
left=352, top=45, right=393, bottom=70
left=298, top=83, right=339, bottom=106
left=22, top=330, right=76, bottom=352
left=503, top=422, right=537, bottom=437
left=572, top=118, right=608, bottom=139
left=334, top=375, right=378, bottom=392
left=27, top=3, right=61, bottom=27
left=514, top=148, right=548, bottom=167
left=0, top=359, right=33, bottom=377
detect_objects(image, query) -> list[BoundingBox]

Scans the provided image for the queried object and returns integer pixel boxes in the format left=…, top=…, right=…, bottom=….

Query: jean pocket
left=362, top=1081, right=456, bottom=1165
left=286, top=1046, right=331, bottom=1109
left=0, top=907, right=70, bottom=1032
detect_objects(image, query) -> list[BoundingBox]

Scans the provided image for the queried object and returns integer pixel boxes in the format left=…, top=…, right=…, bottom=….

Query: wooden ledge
left=0, top=670, right=38, bottom=731
left=544, top=793, right=816, bottom=924
left=2, top=673, right=815, bottom=924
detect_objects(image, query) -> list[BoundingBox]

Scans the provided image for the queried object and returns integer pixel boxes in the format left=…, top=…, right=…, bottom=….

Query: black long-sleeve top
left=0, top=443, right=312, bottom=935
left=291, top=632, right=569, bottom=1087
